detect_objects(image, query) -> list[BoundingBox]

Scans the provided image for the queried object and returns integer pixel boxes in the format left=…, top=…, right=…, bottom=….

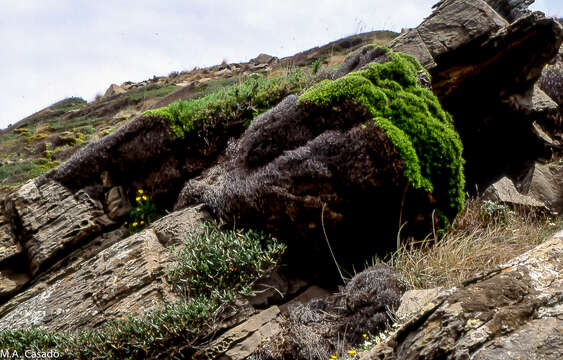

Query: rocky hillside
left=0, top=1, right=562, bottom=359
left=0, top=31, right=396, bottom=194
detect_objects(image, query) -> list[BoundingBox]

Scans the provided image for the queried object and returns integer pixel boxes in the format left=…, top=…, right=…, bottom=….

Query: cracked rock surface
left=361, top=229, right=563, bottom=360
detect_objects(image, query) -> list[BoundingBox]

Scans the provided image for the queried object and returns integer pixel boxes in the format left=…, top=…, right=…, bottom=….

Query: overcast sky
left=0, top=0, right=560, bottom=129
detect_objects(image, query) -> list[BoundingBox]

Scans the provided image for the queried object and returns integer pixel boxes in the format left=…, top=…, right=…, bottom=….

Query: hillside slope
left=0, top=31, right=396, bottom=193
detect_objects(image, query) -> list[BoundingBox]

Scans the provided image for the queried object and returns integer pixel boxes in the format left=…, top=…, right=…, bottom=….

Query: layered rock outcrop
left=361, top=229, right=563, bottom=360
left=389, top=0, right=562, bottom=189
left=0, top=205, right=209, bottom=332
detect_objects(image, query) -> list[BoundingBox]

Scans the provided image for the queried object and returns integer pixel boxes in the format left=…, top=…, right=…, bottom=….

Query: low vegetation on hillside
left=0, top=223, right=285, bottom=359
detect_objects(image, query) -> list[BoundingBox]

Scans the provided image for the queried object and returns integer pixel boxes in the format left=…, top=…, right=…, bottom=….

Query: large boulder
left=389, top=0, right=562, bottom=190
left=175, top=49, right=465, bottom=278
left=360, top=229, right=563, bottom=360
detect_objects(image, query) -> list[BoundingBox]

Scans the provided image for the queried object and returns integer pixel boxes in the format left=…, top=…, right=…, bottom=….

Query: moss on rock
left=298, top=48, right=465, bottom=219
left=145, top=71, right=310, bottom=138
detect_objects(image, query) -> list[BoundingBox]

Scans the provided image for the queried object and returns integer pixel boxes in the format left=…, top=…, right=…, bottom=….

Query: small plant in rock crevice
left=168, top=221, right=286, bottom=301
left=126, top=189, right=158, bottom=233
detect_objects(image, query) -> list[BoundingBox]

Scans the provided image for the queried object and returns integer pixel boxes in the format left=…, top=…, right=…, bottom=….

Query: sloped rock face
left=4, top=180, right=105, bottom=276
left=389, top=0, right=562, bottom=190
left=0, top=205, right=209, bottom=332
left=362, top=230, right=563, bottom=360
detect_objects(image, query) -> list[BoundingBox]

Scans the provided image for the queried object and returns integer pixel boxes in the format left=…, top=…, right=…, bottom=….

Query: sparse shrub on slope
left=298, top=48, right=465, bottom=220
left=0, top=223, right=285, bottom=359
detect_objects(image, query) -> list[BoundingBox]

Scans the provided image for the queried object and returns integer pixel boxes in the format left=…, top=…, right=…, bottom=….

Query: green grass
left=128, top=85, right=179, bottom=102
left=0, top=223, right=285, bottom=359
left=145, top=70, right=311, bottom=138
left=0, top=158, right=60, bottom=183
left=298, top=47, right=465, bottom=220
left=49, top=97, right=87, bottom=112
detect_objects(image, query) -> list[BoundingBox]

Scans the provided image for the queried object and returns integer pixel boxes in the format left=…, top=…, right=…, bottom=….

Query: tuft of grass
left=387, top=198, right=561, bottom=290
left=145, top=70, right=312, bottom=138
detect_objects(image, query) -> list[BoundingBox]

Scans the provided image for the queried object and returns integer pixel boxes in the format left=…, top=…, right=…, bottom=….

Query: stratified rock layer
left=361, top=229, right=563, bottom=360
left=0, top=205, right=209, bottom=332
left=389, top=0, right=562, bottom=189
left=4, top=180, right=105, bottom=276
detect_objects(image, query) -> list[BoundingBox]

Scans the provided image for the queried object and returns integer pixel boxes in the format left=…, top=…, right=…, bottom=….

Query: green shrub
left=168, top=222, right=286, bottom=300
left=145, top=70, right=310, bottom=138
left=298, top=47, right=465, bottom=220
left=0, top=223, right=285, bottom=359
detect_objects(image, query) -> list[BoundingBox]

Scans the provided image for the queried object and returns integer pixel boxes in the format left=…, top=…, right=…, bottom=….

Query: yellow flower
left=138, top=189, right=144, bottom=194
left=330, top=356, right=337, bottom=360
left=132, top=222, right=138, bottom=227
left=347, top=350, right=356, bottom=355
left=140, top=221, right=145, bottom=225
left=363, top=333, right=367, bottom=338
left=124, top=221, right=128, bottom=225
left=136, top=197, right=141, bottom=201
left=142, top=195, right=148, bottom=200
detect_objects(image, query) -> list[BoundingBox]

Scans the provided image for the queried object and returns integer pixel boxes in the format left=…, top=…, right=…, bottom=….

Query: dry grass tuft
left=389, top=198, right=562, bottom=290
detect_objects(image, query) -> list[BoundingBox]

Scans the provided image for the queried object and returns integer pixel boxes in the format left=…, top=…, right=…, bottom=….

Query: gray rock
left=151, top=204, right=210, bottom=246
left=395, top=287, right=443, bottom=321
left=484, top=0, right=534, bottom=22
left=105, top=186, right=131, bottom=219
left=104, top=84, right=126, bottom=97
left=195, top=306, right=283, bottom=360
left=0, top=228, right=177, bottom=332
left=361, top=229, right=563, bottom=359
left=0, top=213, right=18, bottom=263
left=250, top=53, right=277, bottom=65
left=388, top=29, right=436, bottom=70
left=482, top=176, right=546, bottom=208
left=0, top=204, right=209, bottom=332
left=4, top=180, right=105, bottom=275
left=526, top=161, right=563, bottom=216
left=418, top=0, right=507, bottom=60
